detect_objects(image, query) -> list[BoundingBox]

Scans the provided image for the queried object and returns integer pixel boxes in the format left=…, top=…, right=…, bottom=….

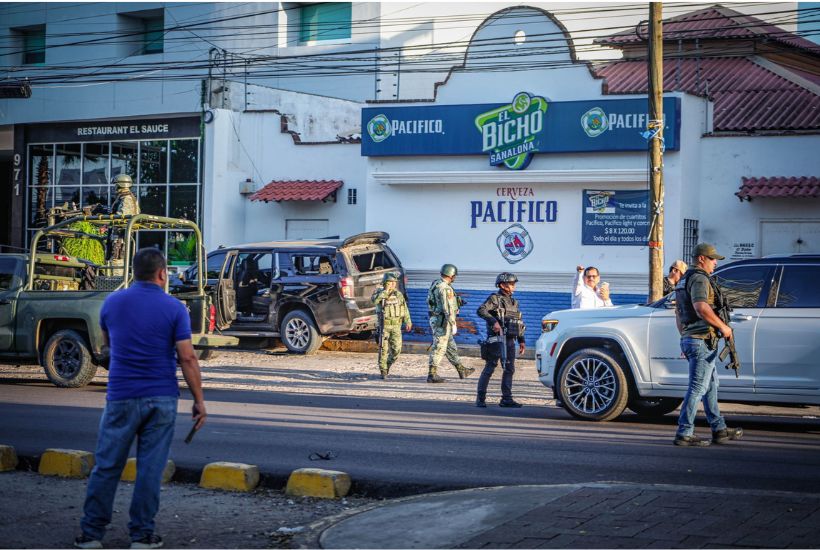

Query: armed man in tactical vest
left=371, top=272, right=412, bottom=380
left=673, top=243, right=743, bottom=447
left=426, top=264, right=475, bottom=383
left=111, top=174, right=140, bottom=216
left=476, top=272, right=526, bottom=408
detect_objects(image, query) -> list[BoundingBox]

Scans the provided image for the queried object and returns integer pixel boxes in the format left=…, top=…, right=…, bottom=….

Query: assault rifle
left=375, top=291, right=386, bottom=369
left=497, top=303, right=507, bottom=367
left=714, top=283, right=741, bottom=378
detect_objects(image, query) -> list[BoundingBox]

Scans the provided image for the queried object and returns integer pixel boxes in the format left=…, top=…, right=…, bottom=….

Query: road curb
left=322, top=340, right=536, bottom=360
left=38, top=448, right=94, bottom=478
left=286, top=468, right=351, bottom=499
left=121, top=458, right=175, bottom=483
left=0, top=444, right=17, bottom=472
left=200, top=461, right=260, bottom=492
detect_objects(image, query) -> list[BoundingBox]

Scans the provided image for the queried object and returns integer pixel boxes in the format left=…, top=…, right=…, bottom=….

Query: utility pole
left=647, top=2, right=665, bottom=301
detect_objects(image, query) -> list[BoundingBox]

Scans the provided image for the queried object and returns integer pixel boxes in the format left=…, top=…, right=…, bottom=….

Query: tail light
left=208, top=304, right=216, bottom=332
left=403, top=274, right=408, bottom=287
left=339, top=276, right=354, bottom=299
left=53, top=255, right=70, bottom=262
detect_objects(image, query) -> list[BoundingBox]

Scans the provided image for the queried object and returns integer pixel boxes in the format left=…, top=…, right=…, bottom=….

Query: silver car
left=535, top=255, right=820, bottom=421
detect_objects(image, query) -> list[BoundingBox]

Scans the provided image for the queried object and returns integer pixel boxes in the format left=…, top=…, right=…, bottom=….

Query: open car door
left=215, top=250, right=238, bottom=329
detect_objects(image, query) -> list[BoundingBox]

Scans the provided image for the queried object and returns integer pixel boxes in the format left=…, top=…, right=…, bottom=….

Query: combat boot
left=475, top=393, right=487, bottom=408
left=380, top=370, right=388, bottom=380
left=427, top=374, right=445, bottom=383
left=712, top=427, right=743, bottom=444
left=457, top=365, right=475, bottom=379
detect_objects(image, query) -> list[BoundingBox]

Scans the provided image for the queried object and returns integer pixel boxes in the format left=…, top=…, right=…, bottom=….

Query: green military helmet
left=112, top=174, right=133, bottom=189
left=440, top=264, right=458, bottom=277
left=383, top=272, right=399, bottom=283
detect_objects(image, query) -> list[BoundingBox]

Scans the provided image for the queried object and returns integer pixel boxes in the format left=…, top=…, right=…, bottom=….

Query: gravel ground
left=0, top=470, right=374, bottom=549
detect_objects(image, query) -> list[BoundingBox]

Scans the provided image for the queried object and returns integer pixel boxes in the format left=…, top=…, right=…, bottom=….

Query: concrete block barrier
left=120, top=458, right=176, bottom=483
left=199, top=462, right=259, bottom=492
left=0, top=445, right=18, bottom=472
left=38, top=449, right=94, bottom=478
left=286, top=468, right=351, bottom=499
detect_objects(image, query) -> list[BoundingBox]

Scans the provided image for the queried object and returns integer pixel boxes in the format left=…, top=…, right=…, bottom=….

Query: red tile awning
left=736, top=177, right=820, bottom=200
left=250, top=180, right=343, bottom=202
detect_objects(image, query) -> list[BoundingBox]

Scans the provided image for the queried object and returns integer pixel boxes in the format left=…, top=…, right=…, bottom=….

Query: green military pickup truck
left=0, top=214, right=238, bottom=388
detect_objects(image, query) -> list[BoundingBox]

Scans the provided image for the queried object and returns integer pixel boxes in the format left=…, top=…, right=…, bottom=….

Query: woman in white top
left=572, top=265, right=613, bottom=309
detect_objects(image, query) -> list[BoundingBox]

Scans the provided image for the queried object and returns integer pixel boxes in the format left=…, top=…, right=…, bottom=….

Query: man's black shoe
left=712, top=427, right=743, bottom=444
left=457, top=366, right=476, bottom=379
left=130, top=534, right=163, bottom=549
left=475, top=397, right=487, bottom=408
left=674, top=434, right=711, bottom=447
left=499, top=399, right=523, bottom=408
left=427, top=375, right=445, bottom=383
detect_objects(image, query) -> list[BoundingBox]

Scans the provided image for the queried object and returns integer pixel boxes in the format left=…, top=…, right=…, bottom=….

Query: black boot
left=427, top=374, right=445, bottom=383
left=475, top=394, right=487, bottom=408
left=499, top=398, right=523, bottom=408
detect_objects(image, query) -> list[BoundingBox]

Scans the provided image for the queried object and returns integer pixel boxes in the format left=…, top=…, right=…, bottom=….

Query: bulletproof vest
left=485, top=293, right=524, bottom=338
left=675, top=268, right=712, bottom=326
left=380, top=290, right=405, bottom=319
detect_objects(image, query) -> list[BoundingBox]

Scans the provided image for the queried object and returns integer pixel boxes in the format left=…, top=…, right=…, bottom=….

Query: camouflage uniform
left=427, top=275, right=472, bottom=381
left=371, top=283, right=411, bottom=378
left=111, top=175, right=140, bottom=216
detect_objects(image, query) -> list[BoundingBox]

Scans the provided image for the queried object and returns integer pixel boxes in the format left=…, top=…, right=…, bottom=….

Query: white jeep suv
left=535, top=256, right=820, bottom=421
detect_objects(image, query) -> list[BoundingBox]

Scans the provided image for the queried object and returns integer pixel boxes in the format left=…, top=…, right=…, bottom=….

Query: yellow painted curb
left=120, top=458, right=176, bottom=483
left=39, top=449, right=94, bottom=478
left=0, top=445, right=18, bottom=472
left=199, top=462, right=259, bottom=492
left=286, top=468, right=351, bottom=499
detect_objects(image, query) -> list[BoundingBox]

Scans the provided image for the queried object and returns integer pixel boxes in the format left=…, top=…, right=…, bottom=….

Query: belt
left=485, top=335, right=514, bottom=343
left=382, top=318, right=403, bottom=325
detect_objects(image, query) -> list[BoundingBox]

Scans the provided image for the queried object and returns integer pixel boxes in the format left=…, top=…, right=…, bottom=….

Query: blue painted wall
left=403, top=288, right=647, bottom=347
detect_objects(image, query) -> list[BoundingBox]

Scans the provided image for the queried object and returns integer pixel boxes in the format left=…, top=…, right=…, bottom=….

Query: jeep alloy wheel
left=281, top=310, right=322, bottom=355
left=558, top=348, right=629, bottom=421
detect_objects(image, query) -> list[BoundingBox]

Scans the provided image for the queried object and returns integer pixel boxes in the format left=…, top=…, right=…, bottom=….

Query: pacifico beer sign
left=474, top=92, right=548, bottom=170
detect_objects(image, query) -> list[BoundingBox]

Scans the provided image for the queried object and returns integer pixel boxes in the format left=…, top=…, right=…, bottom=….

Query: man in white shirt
left=572, top=265, right=613, bottom=309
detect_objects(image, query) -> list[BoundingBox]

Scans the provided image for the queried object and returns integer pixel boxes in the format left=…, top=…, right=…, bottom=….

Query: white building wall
left=699, top=135, right=820, bottom=258
left=204, top=108, right=365, bottom=250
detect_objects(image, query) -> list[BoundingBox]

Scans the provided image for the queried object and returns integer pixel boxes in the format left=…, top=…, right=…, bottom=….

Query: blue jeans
left=81, top=396, right=178, bottom=541
left=676, top=337, right=727, bottom=437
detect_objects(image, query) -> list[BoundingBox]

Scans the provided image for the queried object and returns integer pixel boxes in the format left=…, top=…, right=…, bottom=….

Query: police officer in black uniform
left=476, top=272, right=526, bottom=408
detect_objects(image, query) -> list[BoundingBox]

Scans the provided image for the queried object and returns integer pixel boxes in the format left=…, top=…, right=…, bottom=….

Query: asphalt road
left=2, top=376, right=819, bottom=496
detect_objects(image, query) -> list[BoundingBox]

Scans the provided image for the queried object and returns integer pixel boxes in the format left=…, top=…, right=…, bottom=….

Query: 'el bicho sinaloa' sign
left=362, top=96, right=680, bottom=170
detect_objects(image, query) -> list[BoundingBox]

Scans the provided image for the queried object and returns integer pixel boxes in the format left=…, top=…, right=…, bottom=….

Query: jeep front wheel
left=42, top=329, right=98, bottom=388
left=280, top=310, right=322, bottom=355
left=557, top=348, right=629, bottom=422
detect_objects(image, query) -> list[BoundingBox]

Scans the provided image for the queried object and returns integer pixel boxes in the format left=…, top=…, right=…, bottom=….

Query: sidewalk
left=301, top=482, right=820, bottom=549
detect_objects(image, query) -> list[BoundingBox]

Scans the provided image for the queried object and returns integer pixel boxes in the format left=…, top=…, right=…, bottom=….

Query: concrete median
left=38, top=449, right=94, bottom=478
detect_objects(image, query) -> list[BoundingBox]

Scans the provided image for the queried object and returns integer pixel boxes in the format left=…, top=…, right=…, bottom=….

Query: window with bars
left=683, top=219, right=699, bottom=261
left=347, top=188, right=357, bottom=205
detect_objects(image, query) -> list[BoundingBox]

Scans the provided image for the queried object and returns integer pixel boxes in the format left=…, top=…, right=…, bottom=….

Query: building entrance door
left=761, top=221, right=820, bottom=255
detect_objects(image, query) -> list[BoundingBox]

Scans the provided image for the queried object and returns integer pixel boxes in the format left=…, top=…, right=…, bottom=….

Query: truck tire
left=196, top=349, right=217, bottom=361
left=628, top=397, right=682, bottom=419
left=42, top=329, right=98, bottom=388
left=557, top=348, right=629, bottom=422
left=281, top=310, right=322, bottom=355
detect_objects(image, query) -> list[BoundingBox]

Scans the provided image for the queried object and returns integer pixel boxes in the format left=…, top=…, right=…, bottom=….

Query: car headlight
left=541, top=319, right=558, bottom=333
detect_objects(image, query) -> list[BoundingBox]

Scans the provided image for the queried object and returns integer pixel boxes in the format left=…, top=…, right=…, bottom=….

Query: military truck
left=0, top=214, right=238, bottom=388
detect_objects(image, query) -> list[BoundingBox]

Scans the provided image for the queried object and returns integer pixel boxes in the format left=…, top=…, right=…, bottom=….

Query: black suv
left=175, top=232, right=405, bottom=354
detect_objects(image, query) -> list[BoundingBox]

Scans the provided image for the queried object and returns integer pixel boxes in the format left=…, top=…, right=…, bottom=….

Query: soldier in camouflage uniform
left=426, top=264, right=475, bottom=383
left=111, top=174, right=140, bottom=216
left=371, top=273, right=412, bottom=380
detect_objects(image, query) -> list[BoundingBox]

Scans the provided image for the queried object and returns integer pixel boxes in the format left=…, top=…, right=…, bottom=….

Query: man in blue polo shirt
left=75, top=248, right=206, bottom=550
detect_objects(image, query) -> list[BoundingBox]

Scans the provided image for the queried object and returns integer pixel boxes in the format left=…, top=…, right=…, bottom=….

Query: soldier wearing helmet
left=371, top=272, right=412, bottom=379
left=425, top=264, right=474, bottom=383
left=475, top=272, right=526, bottom=408
left=111, top=174, right=141, bottom=216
